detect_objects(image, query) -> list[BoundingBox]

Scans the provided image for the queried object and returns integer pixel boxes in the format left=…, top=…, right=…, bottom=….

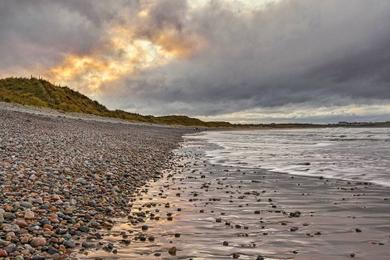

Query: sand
left=83, top=135, right=390, bottom=260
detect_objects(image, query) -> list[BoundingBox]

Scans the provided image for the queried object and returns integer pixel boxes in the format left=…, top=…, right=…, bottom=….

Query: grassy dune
left=0, top=77, right=232, bottom=127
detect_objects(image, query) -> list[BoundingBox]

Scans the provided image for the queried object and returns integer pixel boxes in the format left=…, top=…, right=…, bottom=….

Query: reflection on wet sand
left=80, top=138, right=390, bottom=260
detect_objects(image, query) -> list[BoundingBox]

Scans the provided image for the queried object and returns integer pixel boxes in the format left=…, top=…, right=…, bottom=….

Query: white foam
left=186, top=128, right=390, bottom=187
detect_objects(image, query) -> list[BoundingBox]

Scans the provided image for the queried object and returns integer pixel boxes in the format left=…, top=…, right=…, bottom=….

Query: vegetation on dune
left=0, top=77, right=232, bottom=127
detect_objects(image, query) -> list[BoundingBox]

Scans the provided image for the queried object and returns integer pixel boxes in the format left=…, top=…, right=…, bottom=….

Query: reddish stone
left=0, top=249, right=8, bottom=257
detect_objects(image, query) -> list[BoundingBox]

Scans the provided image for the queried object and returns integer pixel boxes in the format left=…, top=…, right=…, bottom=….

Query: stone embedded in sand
left=142, top=225, right=149, bottom=231
left=82, top=241, right=95, bottom=249
left=232, top=253, right=240, bottom=258
left=256, top=256, right=264, bottom=260
left=223, top=241, right=229, bottom=246
left=168, top=247, right=177, bottom=256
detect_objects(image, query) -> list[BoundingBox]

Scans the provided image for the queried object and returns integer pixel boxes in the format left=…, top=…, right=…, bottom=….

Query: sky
left=0, top=0, right=389, bottom=123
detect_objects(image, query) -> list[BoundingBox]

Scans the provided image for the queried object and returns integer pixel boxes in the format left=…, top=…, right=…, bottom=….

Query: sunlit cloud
left=44, top=1, right=206, bottom=96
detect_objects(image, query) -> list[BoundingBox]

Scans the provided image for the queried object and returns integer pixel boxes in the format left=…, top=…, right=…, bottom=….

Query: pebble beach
left=0, top=103, right=191, bottom=259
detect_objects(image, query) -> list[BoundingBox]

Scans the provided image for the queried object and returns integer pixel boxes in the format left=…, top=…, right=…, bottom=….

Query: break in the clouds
left=0, top=0, right=389, bottom=123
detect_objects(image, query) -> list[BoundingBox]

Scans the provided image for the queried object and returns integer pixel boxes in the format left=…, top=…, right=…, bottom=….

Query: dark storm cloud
left=106, top=0, right=390, bottom=117
left=0, top=0, right=389, bottom=121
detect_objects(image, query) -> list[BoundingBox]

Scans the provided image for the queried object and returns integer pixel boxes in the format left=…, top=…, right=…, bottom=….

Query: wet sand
left=81, top=136, right=390, bottom=260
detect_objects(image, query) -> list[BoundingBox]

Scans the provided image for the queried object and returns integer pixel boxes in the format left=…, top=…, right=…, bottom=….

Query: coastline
left=1, top=104, right=389, bottom=259
left=82, top=134, right=390, bottom=260
left=0, top=104, right=193, bottom=258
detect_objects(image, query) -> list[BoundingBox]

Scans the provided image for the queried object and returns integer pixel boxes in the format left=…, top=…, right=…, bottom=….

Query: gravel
left=0, top=105, right=192, bottom=258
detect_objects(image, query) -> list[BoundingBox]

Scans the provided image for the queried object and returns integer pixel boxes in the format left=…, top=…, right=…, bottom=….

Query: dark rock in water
left=355, top=228, right=362, bottom=233
left=232, top=253, right=240, bottom=258
left=289, top=211, right=301, bottom=218
left=298, top=162, right=311, bottom=166
left=290, top=226, right=299, bottom=232
left=223, top=241, right=229, bottom=246
left=256, top=256, right=264, bottom=260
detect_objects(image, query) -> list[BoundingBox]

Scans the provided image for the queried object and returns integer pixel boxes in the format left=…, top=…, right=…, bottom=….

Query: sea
left=191, top=127, right=390, bottom=187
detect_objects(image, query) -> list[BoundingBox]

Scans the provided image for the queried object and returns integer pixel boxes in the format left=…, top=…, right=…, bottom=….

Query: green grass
left=0, top=77, right=232, bottom=127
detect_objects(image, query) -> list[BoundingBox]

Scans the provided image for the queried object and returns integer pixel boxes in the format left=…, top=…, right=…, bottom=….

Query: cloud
left=0, top=0, right=389, bottom=122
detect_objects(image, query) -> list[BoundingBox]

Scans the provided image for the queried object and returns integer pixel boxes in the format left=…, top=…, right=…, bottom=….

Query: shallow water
left=82, top=134, right=390, bottom=260
left=193, top=128, right=390, bottom=187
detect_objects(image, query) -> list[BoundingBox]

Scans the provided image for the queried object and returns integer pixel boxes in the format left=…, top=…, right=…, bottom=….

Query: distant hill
left=0, top=77, right=232, bottom=127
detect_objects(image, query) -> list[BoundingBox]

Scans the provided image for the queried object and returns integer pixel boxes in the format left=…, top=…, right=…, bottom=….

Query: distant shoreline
left=1, top=101, right=389, bottom=131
